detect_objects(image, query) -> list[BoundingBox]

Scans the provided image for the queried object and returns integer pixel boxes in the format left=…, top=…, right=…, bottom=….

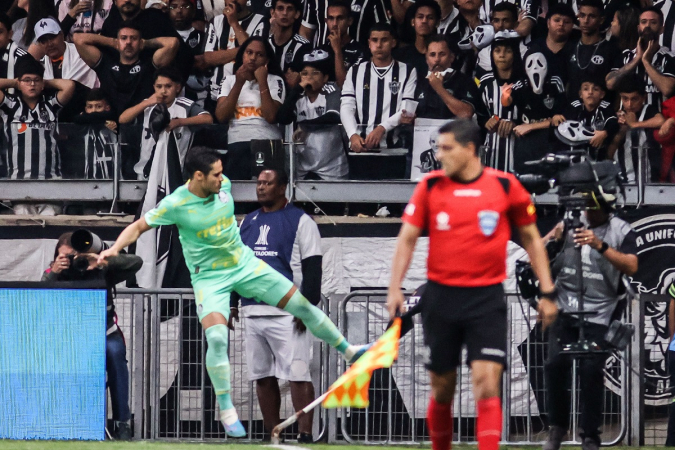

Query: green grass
left=0, top=444, right=667, bottom=450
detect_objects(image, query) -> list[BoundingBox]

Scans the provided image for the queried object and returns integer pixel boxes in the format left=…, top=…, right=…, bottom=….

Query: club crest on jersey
left=188, top=37, right=198, bottom=48
left=130, top=65, right=141, bottom=74
left=478, top=210, right=499, bottom=236
left=436, top=212, right=450, bottom=231
left=544, top=95, right=554, bottom=109
left=591, top=55, right=604, bottom=65
left=285, top=52, right=293, bottom=64
left=389, top=80, right=400, bottom=94
left=218, top=191, right=229, bottom=203
left=265, top=0, right=271, bottom=6
left=351, top=4, right=361, bottom=12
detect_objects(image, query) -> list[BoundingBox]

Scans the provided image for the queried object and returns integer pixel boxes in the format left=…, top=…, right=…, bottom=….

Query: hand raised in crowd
left=364, top=125, right=385, bottom=149
left=227, top=307, right=239, bottom=330
left=328, top=28, right=342, bottom=54
left=285, top=69, right=301, bottom=88
left=551, top=115, right=566, bottom=126
left=427, top=71, right=445, bottom=93
left=496, top=119, right=514, bottom=138
left=618, top=110, right=637, bottom=127
left=147, top=92, right=165, bottom=106
left=69, top=0, right=92, bottom=18
left=590, top=129, right=608, bottom=148
left=235, top=64, right=254, bottom=84
left=224, top=0, right=238, bottom=25
left=51, top=253, right=71, bottom=274
left=105, top=120, right=118, bottom=133
left=642, top=39, right=660, bottom=65
left=350, top=134, right=366, bottom=153
left=254, top=64, right=269, bottom=85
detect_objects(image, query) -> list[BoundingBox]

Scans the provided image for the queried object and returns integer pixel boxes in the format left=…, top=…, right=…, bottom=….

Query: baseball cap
left=34, top=17, right=61, bottom=41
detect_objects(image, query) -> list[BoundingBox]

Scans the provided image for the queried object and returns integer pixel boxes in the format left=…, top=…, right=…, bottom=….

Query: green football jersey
left=144, top=178, right=250, bottom=272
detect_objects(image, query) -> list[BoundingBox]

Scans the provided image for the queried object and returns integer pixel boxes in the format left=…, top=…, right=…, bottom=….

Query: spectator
left=551, top=76, right=619, bottom=160
left=58, top=0, right=114, bottom=40
left=655, top=0, right=675, bottom=52
left=215, top=36, right=285, bottom=180
left=608, top=75, right=664, bottom=183
left=202, top=0, right=268, bottom=107
left=10, top=0, right=57, bottom=50
left=42, top=232, right=142, bottom=440
left=340, top=24, right=417, bottom=159
left=73, top=22, right=179, bottom=116
left=299, top=0, right=329, bottom=46
left=412, top=35, right=482, bottom=121
left=316, top=0, right=366, bottom=88
left=609, top=6, right=639, bottom=52
left=479, top=34, right=524, bottom=172
left=268, top=0, right=311, bottom=85
left=71, top=89, right=118, bottom=179
left=277, top=50, right=348, bottom=180
left=0, top=56, right=74, bottom=214
left=394, top=0, right=441, bottom=78
left=232, top=168, right=321, bottom=443
left=502, top=52, right=567, bottom=173
left=146, top=0, right=169, bottom=12
left=526, top=3, right=575, bottom=86
left=119, top=67, right=213, bottom=179
left=169, top=0, right=209, bottom=107
left=476, top=3, right=528, bottom=78
left=345, top=0, right=394, bottom=45
left=480, top=0, right=537, bottom=37
left=436, top=0, right=469, bottom=42
left=0, top=12, right=29, bottom=79
left=566, top=0, right=623, bottom=101
left=606, top=7, right=675, bottom=110
left=456, top=0, right=486, bottom=33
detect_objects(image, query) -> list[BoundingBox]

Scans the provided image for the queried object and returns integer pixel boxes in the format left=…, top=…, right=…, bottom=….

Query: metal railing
left=0, top=123, right=674, bottom=207
left=108, top=287, right=672, bottom=445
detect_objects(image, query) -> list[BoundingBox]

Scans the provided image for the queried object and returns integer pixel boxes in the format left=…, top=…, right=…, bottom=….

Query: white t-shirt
left=43, top=42, right=100, bottom=89
left=219, top=73, right=285, bottom=143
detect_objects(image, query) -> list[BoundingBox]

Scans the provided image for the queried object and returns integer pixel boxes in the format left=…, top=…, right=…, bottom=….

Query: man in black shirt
left=74, top=22, right=179, bottom=116
left=393, top=0, right=441, bottom=78
left=268, top=0, right=312, bottom=86
left=526, top=3, right=575, bottom=86
left=317, top=0, right=366, bottom=87
left=0, top=13, right=28, bottom=80
left=567, top=0, right=623, bottom=101
left=411, top=35, right=483, bottom=120
left=170, top=0, right=209, bottom=107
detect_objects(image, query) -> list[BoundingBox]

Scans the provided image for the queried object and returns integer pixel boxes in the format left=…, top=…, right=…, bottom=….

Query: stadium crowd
left=1, top=0, right=675, bottom=208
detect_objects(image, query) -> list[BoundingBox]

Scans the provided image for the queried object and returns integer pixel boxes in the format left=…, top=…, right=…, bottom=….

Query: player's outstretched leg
left=280, top=288, right=371, bottom=363
left=204, top=324, right=246, bottom=437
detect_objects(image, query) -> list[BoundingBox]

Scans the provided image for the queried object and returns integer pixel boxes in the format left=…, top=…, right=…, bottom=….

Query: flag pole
left=271, top=392, right=329, bottom=444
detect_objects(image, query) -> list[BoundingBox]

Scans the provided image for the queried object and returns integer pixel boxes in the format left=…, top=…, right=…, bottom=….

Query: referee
left=387, top=119, right=557, bottom=450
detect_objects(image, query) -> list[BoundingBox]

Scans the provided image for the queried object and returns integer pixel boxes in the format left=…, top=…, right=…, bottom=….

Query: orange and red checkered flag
left=322, top=318, right=402, bottom=409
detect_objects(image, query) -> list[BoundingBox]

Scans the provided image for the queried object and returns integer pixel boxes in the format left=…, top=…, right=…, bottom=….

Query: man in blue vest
left=229, top=167, right=321, bottom=443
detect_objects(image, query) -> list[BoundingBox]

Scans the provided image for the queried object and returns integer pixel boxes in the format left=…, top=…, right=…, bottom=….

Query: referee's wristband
left=538, top=288, right=558, bottom=302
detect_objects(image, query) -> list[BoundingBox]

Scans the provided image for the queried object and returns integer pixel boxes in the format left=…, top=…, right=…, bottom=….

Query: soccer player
left=386, top=119, right=557, bottom=450
left=98, top=146, right=369, bottom=437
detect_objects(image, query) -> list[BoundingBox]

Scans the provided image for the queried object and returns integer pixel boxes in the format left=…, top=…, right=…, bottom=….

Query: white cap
left=145, top=0, right=168, bottom=9
left=34, top=17, right=61, bottom=41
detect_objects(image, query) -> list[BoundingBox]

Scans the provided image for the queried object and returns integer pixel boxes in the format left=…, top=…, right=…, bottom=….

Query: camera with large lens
left=61, top=229, right=108, bottom=279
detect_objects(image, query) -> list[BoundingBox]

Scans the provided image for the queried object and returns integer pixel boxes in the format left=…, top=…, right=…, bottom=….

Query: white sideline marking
left=266, top=445, right=310, bottom=450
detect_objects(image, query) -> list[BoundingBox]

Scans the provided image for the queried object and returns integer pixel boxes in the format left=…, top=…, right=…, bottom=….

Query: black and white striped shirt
left=269, top=33, right=312, bottom=73
left=0, top=41, right=27, bottom=80
left=656, top=0, right=675, bottom=51
left=340, top=60, right=417, bottom=147
left=0, top=93, right=63, bottom=179
left=479, top=0, right=538, bottom=24
left=348, top=0, right=392, bottom=45
left=620, top=46, right=675, bottom=110
left=438, top=7, right=467, bottom=39
left=616, top=103, right=661, bottom=183
left=302, top=0, right=329, bottom=47
left=204, top=12, right=269, bottom=100
left=479, top=72, right=519, bottom=173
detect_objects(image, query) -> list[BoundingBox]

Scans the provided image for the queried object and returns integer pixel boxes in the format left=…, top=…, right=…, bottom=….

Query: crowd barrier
left=111, top=288, right=666, bottom=446
left=0, top=122, right=672, bottom=207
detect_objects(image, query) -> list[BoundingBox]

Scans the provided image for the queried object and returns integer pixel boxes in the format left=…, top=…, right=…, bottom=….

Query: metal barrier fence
left=112, top=288, right=669, bottom=446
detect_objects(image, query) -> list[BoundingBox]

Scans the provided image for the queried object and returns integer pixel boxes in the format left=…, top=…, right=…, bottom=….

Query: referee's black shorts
left=420, top=280, right=507, bottom=373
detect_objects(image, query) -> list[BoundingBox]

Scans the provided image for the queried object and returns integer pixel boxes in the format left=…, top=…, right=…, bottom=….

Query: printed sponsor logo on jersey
left=255, top=224, right=270, bottom=245
left=196, top=216, right=234, bottom=238
left=404, top=203, right=415, bottom=216
left=478, top=210, right=499, bottom=236
left=16, top=123, right=27, bottom=134
left=454, top=189, right=481, bottom=197
left=436, top=211, right=450, bottom=230
left=234, top=106, right=263, bottom=119
left=112, top=65, right=120, bottom=71
left=527, top=204, right=536, bottom=216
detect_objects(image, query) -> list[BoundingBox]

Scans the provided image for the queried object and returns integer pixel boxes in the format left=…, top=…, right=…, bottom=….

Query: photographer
left=541, top=198, right=638, bottom=450
left=41, top=232, right=143, bottom=441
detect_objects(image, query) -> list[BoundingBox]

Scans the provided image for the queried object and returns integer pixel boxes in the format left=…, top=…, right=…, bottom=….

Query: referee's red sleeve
left=508, top=175, right=537, bottom=227
left=402, top=178, right=429, bottom=230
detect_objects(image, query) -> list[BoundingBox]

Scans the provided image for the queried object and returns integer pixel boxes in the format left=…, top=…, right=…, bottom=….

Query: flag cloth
left=322, top=318, right=402, bottom=408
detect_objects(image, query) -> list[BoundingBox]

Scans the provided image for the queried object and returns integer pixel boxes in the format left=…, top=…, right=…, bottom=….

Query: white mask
left=525, top=52, right=547, bottom=95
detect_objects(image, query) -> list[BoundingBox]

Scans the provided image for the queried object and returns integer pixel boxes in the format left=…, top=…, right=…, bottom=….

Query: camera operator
left=41, top=232, right=143, bottom=441
left=541, top=199, right=638, bottom=450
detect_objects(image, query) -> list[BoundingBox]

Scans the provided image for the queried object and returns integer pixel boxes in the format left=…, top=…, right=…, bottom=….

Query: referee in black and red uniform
left=387, top=119, right=558, bottom=450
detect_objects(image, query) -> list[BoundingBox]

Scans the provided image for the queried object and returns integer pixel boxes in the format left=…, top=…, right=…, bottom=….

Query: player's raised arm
left=98, top=218, right=152, bottom=264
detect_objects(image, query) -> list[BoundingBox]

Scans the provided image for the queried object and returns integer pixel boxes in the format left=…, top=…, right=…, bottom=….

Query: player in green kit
left=98, top=147, right=370, bottom=437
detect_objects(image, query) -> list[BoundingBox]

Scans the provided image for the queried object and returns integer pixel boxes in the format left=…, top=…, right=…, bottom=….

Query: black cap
left=15, top=56, right=44, bottom=80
